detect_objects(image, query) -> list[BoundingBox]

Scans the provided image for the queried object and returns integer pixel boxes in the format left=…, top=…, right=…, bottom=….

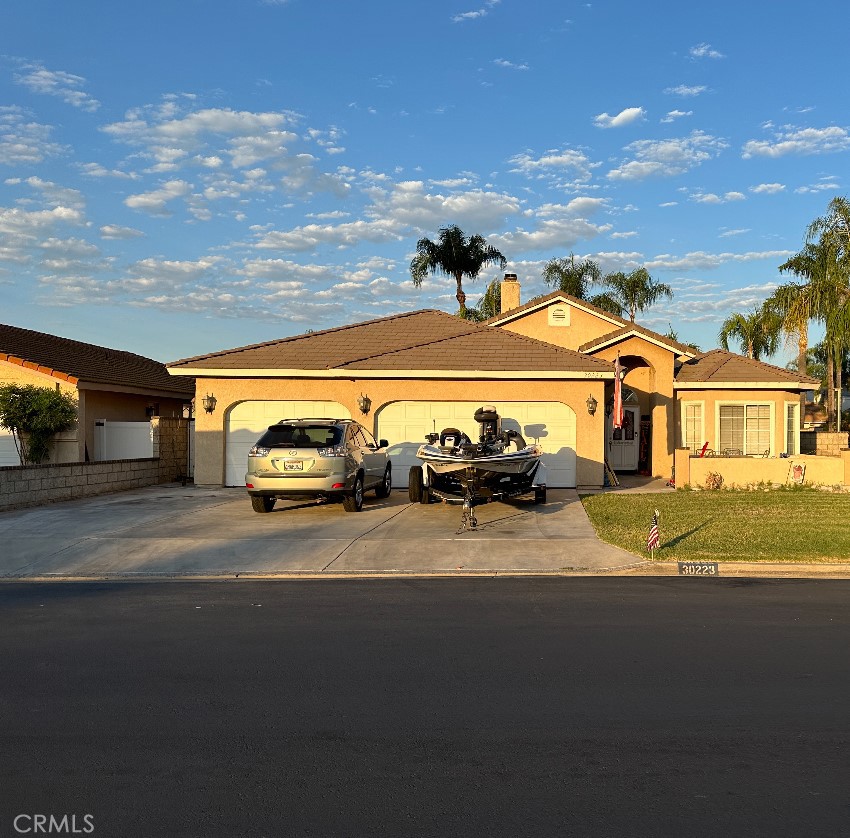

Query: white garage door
left=224, top=400, right=350, bottom=487
left=0, top=429, right=21, bottom=467
left=377, top=401, right=577, bottom=488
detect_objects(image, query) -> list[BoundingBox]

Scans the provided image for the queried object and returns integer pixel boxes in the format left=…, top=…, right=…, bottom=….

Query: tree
left=0, top=384, right=78, bottom=464
left=462, top=278, right=501, bottom=322
left=542, top=253, right=625, bottom=316
left=410, top=225, right=506, bottom=316
left=805, top=196, right=850, bottom=429
left=718, top=307, right=781, bottom=360
left=600, top=267, right=672, bottom=322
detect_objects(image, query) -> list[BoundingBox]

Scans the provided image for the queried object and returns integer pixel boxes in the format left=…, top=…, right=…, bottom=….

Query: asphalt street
left=1, top=578, right=849, bottom=837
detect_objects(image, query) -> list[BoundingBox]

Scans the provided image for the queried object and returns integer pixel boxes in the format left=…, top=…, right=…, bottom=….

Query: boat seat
left=440, top=428, right=471, bottom=448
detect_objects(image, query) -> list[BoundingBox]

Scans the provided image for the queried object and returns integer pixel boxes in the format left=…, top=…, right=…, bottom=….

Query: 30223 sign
left=677, top=561, right=719, bottom=576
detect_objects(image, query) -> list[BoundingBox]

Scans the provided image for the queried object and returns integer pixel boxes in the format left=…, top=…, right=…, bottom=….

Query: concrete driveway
left=0, top=484, right=643, bottom=578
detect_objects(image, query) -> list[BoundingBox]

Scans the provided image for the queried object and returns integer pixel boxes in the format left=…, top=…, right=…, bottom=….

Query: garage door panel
left=224, top=400, right=350, bottom=487
left=377, top=401, right=576, bottom=488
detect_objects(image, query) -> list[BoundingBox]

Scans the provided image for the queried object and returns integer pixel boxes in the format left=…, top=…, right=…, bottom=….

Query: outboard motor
left=474, top=405, right=501, bottom=445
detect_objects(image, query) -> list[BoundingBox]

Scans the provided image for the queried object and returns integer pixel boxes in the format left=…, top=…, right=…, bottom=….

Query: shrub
left=0, top=384, right=78, bottom=464
left=704, top=471, right=724, bottom=490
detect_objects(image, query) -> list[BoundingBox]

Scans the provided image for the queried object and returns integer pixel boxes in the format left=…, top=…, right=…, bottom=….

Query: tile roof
left=168, top=309, right=611, bottom=374
left=675, top=349, right=820, bottom=386
left=579, top=324, right=697, bottom=357
left=485, top=290, right=696, bottom=356
left=0, top=323, right=195, bottom=395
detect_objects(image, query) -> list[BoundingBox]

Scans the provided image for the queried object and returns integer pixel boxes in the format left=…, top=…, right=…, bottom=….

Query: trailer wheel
left=408, top=466, right=424, bottom=503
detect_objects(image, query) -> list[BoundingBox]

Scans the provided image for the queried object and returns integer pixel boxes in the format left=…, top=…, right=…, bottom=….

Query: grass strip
left=580, top=489, right=850, bottom=563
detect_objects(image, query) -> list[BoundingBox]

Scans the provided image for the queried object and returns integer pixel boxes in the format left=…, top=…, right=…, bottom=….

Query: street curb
left=3, top=561, right=850, bottom=582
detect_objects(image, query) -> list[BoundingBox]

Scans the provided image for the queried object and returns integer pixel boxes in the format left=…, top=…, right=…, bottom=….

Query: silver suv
left=245, top=418, right=392, bottom=513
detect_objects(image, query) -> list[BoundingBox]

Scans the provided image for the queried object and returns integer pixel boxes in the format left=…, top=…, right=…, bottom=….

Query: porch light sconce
left=586, top=394, right=598, bottom=416
left=201, top=393, right=218, bottom=414
left=357, top=393, right=372, bottom=415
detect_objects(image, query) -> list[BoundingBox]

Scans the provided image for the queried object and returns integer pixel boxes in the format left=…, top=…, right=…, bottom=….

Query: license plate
left=283, top=460, right=303, bottom=471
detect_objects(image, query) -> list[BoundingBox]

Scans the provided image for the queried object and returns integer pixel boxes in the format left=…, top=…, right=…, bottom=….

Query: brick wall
left=800, top=431, right=850, bottom=456
left=0, top=459, right=163, bottom=511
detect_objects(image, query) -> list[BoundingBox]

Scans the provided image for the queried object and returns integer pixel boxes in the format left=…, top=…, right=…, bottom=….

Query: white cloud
left=13, top=63, right=100, bottom=112
left=607, top=131, right=729, bottom=181
left=690, top=191, right=745, bottom=204
left=6, top=176, right=85, bottom=209
left=507, top=147, right=600, bottom=189
left=100, top=225, right=145, bottom=240
left=0, top=107, right=65, bottom=165
left=644, top=250, right=794, bottom=272
left=493, top=58, right=529, bottom=71
left=664, top=85, right=708, bottom=97
left=124, top=180, right=193, bottom=215
left=77, top=162, right=138, bottom=179
left=253, top=219, right=404, bottom=251
left=451, top=0, right=500, bottom=22
left=749, top=183, right=786, bottom=195
left=661, top=110, right=692, bottom=123
left=593, top=107, right=645, bottom=129
left=719, top=228, right=750, bottom=238
left=689, top=43, right=724, bottom=60
left=742, top=125, right=850, bottom=158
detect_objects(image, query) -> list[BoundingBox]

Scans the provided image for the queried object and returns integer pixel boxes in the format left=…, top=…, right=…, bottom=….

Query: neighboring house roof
left=168, top=309, right=613, bottom=378
left=484, top=290, right=697, bottom=357
left=0, top=323, right=194, bottom=396
left=674, top=349, right=820, bottom=389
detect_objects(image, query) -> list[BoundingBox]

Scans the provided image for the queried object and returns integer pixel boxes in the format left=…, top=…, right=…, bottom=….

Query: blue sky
left=2, top=0, right=848, bottom=363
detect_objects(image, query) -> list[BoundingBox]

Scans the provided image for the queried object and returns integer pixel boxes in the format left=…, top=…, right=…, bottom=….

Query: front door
left=607, top=407, right=640, bottom=471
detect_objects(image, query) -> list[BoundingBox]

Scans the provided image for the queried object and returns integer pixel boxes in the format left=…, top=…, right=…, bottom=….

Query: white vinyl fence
left=94, top=420, right=153, bottom=461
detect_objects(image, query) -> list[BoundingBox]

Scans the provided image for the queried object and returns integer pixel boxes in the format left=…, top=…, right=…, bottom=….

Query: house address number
left=678, top=561, right=719, bottom=576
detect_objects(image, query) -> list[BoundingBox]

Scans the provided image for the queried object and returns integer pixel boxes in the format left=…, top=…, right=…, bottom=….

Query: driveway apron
left=0, top=485, right=642, bottom=578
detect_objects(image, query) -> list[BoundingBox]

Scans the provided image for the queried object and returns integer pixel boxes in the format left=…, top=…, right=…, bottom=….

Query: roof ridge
left=166, top=309, right=467, bottom=366
left=338, top=319, right=613, bottom=369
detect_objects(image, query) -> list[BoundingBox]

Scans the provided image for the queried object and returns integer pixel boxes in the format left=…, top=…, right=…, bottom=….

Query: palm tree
left=805, top=196, right=850, bottom=429
left=462, top=278, right=500, bottom=322
left=718, top=307, right=781, bottom=360
left=410, top=225, right=506, bottom=316
left=600, top=267, right=673, bottom=322
left=542, top=253, right=625, bottom=316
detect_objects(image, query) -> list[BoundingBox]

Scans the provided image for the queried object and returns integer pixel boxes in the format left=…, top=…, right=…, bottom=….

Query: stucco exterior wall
left=0, top=361, right=80, bottom=462
left=191, top=376, right=608, bottom=488
left=675, top=448, right=850, bottom=490
left=497, top=303, right=620, bottom=352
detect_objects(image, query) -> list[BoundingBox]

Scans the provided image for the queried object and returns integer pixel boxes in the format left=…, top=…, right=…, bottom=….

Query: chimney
left=500, top=273, right=520, bottom=314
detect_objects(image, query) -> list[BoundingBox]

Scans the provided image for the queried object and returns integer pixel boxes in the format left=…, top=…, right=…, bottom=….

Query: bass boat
left=409, top=406, right=547, bottom=530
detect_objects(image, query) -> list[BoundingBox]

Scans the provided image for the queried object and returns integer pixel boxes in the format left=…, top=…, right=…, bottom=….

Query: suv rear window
left=257, top=424, right=343, bottom=449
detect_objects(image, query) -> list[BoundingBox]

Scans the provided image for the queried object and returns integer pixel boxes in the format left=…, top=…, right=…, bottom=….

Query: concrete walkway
left=0, top=485, right=644, bottom=579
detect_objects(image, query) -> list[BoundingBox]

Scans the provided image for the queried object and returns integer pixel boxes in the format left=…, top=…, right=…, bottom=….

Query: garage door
left=224, top=400, right=350, bottom=486
left=377, top=401, right=577, bottom=488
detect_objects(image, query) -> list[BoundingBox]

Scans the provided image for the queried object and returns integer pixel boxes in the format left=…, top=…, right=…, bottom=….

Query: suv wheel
left=251, top=495, right=275, bottom=513
left=343, top=474, right=364, bottom=512
left=375, top=465, right=392, bottom=498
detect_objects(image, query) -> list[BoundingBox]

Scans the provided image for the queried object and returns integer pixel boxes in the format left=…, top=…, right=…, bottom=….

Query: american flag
left=613, top=353, right=624, bottom=429
left=647, top=509, right=660, bottom=552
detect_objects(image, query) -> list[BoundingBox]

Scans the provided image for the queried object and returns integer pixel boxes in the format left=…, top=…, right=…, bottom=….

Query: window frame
left=785, top=401, right=800, bottom=456
left=679, top=400, right=705, bottom=453
left=715, top=400, right=775, bottom=456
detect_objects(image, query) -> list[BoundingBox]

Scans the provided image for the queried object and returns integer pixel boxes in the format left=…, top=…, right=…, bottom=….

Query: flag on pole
left=613, top=352, right=624, bottom=429
left=647, top=509, right=660, bottom=552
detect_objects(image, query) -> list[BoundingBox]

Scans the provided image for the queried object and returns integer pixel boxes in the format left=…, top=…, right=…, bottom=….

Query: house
left=1, top=324, right=195, bottom=466
left=167, top=274, right=818, bottom=489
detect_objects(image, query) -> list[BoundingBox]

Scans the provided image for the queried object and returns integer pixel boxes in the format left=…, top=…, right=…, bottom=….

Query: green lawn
left=580, top=489, right=850, bottom=563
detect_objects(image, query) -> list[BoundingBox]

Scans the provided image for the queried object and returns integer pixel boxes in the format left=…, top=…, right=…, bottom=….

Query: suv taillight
left=316, top=445, right=347, bottom=457
left=248, top=446, right=271, bottom=457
